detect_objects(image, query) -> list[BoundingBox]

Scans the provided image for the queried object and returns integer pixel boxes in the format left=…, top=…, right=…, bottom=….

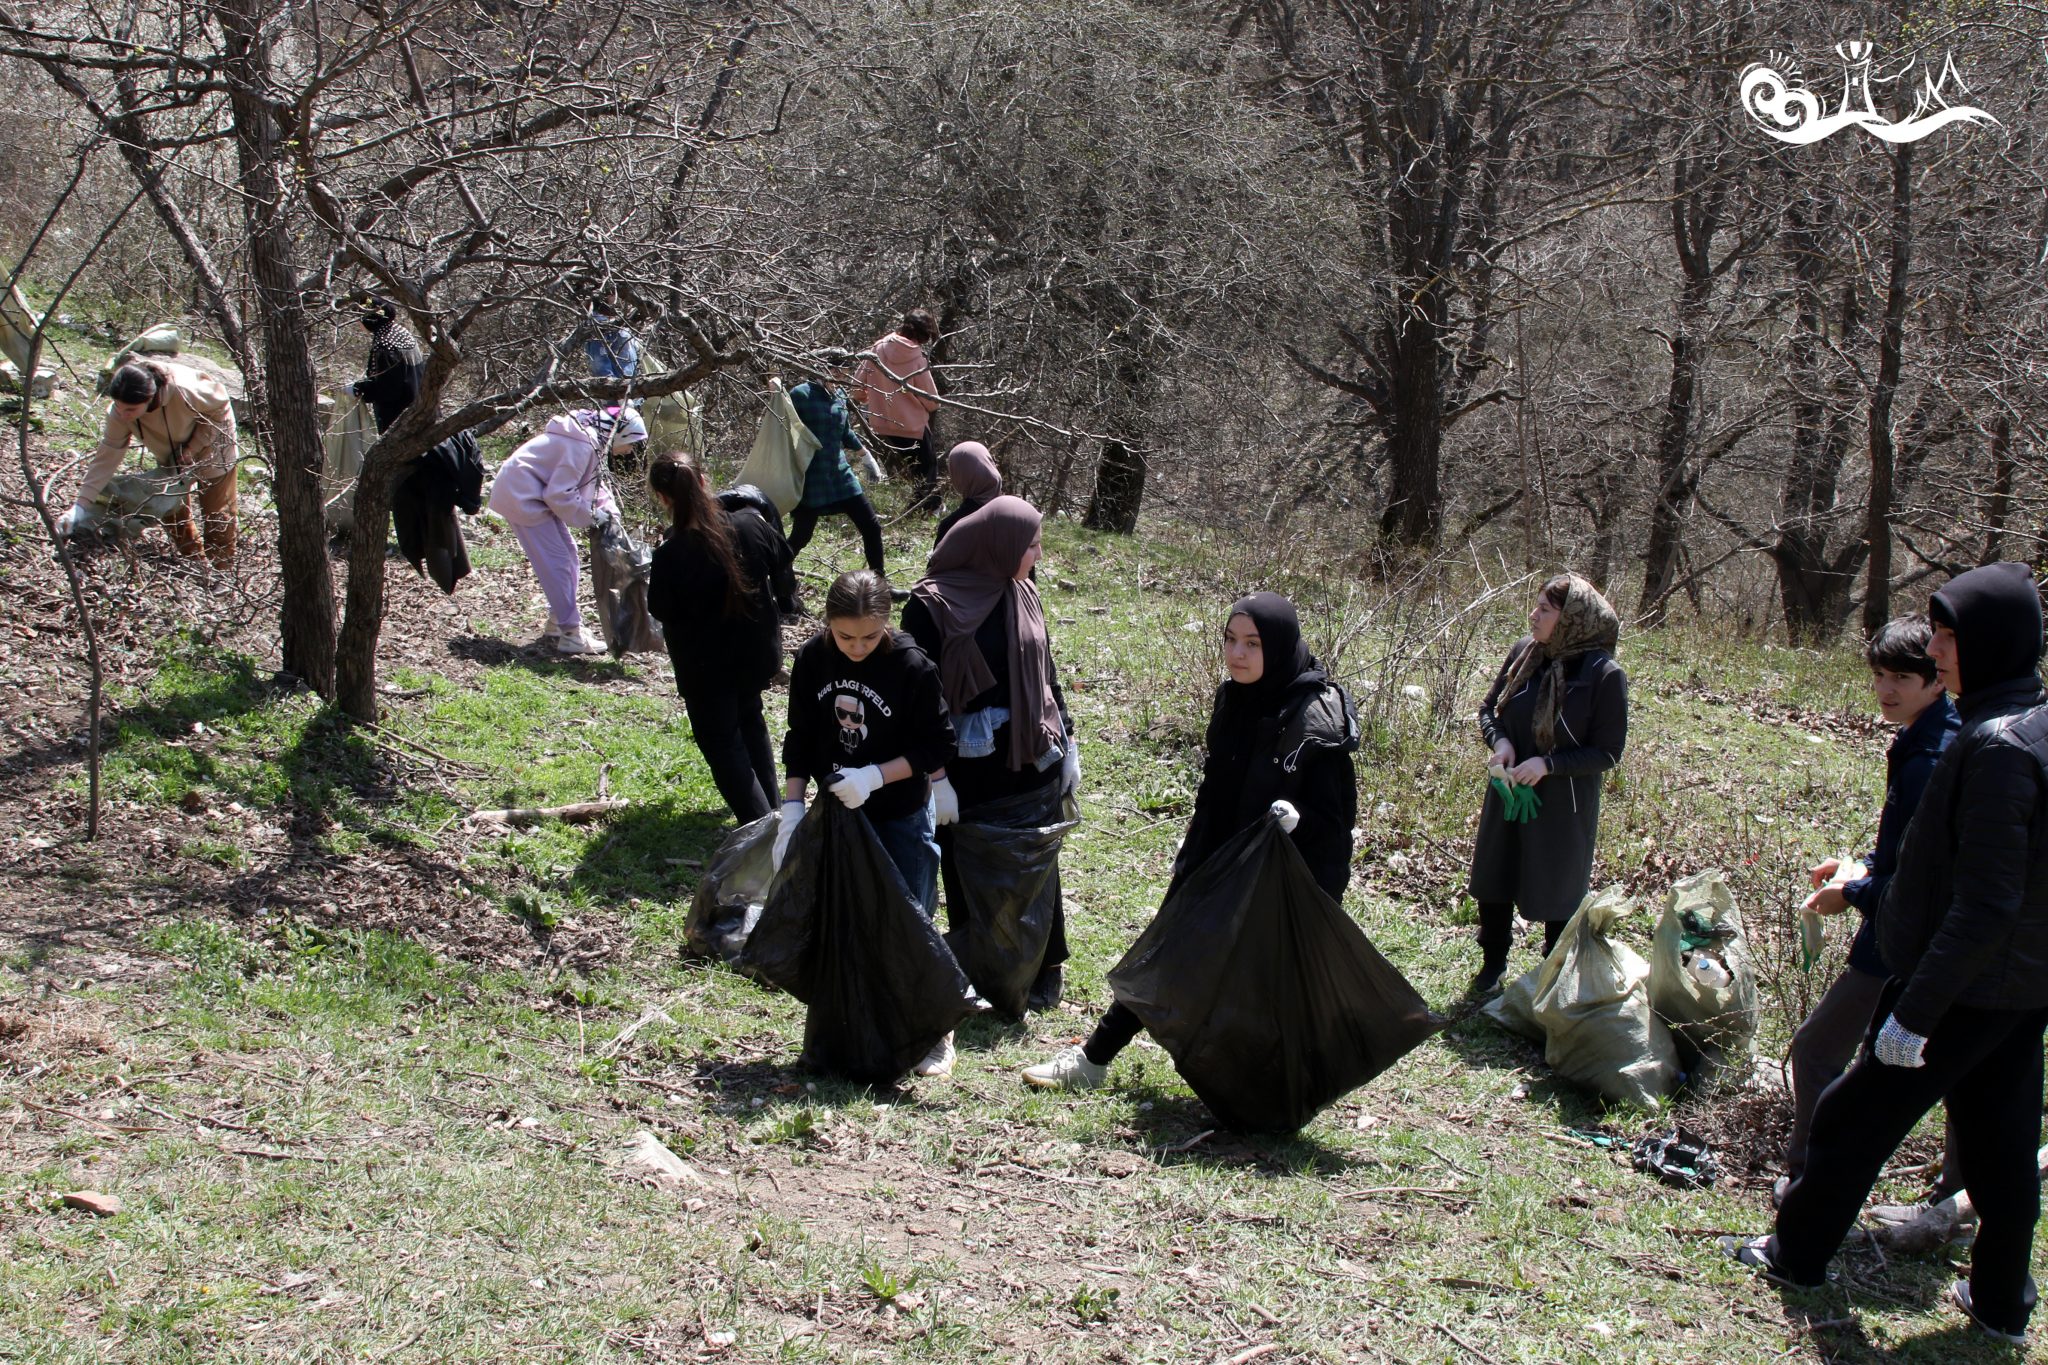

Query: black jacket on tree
left=647, top=507, right=791, bottom=695
left=391, top=429, right=485, bottom=594
left=782, top=631, right=956, bottom=823
left=1879, top=561, right=2048, bottom=1035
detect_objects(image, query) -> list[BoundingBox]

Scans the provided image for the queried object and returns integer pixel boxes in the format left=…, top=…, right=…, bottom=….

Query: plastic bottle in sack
left=1685, top=950, right=1732, bottom=990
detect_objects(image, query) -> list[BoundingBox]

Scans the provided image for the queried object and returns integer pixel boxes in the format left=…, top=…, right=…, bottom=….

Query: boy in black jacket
left=1728, top=563, right=2048, bottom=1346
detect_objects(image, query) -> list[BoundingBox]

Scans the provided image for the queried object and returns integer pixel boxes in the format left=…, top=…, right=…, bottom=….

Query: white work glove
left=1269, top=799, right=1301, bottom=833
left=828, top=764, right=886, bottom=810
left=1060, top=737, right=1081, bottom=796
left=54, top=502, right=88, bottom=539
left=1873, top=1014, right=1928, bottom=1069
left=771, top=799, right=804, bottom=870
left=859, top=450, right=886, bottom=483
left=931, top=775, right=960, bottom=826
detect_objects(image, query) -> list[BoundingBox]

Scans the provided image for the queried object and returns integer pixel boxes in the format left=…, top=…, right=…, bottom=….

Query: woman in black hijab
left=1020, top=591, right=1360, bottom=1091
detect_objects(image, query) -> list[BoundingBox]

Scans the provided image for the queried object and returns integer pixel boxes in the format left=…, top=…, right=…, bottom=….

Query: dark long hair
left=649, top=452, right=754, bottom=618
left=824, top=570, right=895, bottom=653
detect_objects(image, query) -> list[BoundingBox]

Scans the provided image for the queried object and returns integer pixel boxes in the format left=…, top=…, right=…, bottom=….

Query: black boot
left=1471, top=900, right=1513, bottom=994
left=1026, top=962, right=1064, bottom=1012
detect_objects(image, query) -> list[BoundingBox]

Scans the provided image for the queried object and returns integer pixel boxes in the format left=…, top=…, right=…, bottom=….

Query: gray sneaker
left=912, top=1032, right=955, bottom=1078
left=1869, top=1193, right=1976, bottom=1252
left=1952, top=1280, right=2030, bottom=1346
left=1020, top=1046, right=1106, bottom=1091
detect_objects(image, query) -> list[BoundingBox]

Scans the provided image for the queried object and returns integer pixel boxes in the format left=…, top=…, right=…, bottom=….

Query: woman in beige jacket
left=57, top=360, right=239, bottom=568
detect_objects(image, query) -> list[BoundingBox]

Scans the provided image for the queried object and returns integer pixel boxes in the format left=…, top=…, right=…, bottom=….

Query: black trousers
left=1772, top=982, right=2047, bottom=1329
left=789, top=494, right=886, bottom=577
left=1477, top=901, right=1563, bottom=961
left=874, top=432, right=938, bottom=509
left=679, top=683, right=776, bottom=823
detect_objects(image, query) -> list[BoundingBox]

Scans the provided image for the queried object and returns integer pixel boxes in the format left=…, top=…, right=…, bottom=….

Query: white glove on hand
left=1269, top=799, right=1300, bottom=833
left=772, top=799, right=804, bottom=870
left=1060, top=738, right=1081, bottom=796
left=828, top=764, right=886, bottom=810
left=54, top=503, right=88, bottom=539
left=1873, top=1014, right=1928, bottom=1069
left=931, top=775, right=960, bottom=826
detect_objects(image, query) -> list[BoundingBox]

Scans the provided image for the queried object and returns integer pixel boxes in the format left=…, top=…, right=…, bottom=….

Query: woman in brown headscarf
left=1467, top=573, right=1628, bottom=993
left=901, top=495, right=1078, bottom=1013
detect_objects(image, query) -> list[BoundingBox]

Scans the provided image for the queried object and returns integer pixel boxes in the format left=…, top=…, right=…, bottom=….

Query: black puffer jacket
left=1879, top=561, right=2048, bottom=1034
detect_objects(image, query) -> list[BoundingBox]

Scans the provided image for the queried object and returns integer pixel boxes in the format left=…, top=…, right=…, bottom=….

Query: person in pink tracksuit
left=852, top=309, right=942, bottom=510
left=487, top=408, right=646, bottom=654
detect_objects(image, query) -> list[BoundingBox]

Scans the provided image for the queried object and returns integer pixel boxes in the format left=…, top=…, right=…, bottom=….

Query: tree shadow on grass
left=1435, top=1007, right=1621, bottom=1129
left=565, top=798, right=736, bottom=906
left=446, top=632, right=632, bottom=682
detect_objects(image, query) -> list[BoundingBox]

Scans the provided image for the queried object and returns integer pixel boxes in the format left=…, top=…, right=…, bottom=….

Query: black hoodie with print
left=783, top=630, right=956, bottom=823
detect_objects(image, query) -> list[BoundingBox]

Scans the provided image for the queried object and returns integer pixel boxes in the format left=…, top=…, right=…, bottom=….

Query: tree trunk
left=1083, top=438, right=1145, bottom=534
left=1983, top=413, right=2013, bottom=564
left=1861, top=143, right=1911, bottom=636
left=219, top=0, right=336, bottom=694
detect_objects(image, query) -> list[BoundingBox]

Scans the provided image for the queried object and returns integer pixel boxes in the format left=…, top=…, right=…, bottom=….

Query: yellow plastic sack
left=734, top=378, right=818, bottom=514
left=1648, top=869, right=1760, bottom=1060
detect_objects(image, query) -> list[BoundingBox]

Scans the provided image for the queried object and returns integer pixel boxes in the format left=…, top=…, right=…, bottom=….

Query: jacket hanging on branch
left=393, top=429, right=485, bottom=594
left=943, top=785, right=1078, bottom=1016
left=1107, top=811, right=1439, bottom=1132
left=735, top=800, right=971, bottom=1085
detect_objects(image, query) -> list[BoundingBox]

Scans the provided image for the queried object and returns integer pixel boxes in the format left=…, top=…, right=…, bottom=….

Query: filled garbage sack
left=941, top=786, right=1078, bottom=1017
left=70, top=468, right=194, bottom=544
left=1106, top=811, right=1439, bottom=1133
left=1480, top=957, right=1545, bottom=1041
left=1525, top=887, right=1682, bottom=1107
left=1648, top=869, right=1759, bottom=1062
left=684, top=813, right=781, bottom=963
left=734, top=800, right=971, bottom=1085
left=588, top=514, right=664, bottom=657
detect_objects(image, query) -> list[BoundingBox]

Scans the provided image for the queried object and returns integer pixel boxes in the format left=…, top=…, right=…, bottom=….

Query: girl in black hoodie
left=645, top=453, right=792, bottom=822
left=1020, top=592, right=1359, bottom=1090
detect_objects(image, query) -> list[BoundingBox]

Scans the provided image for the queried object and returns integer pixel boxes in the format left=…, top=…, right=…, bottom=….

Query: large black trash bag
left=1107, top=812, right=1441, bottom=1132
left=734, top=801, right=971, bottom=1085
left=941, top=785, right=1078, bottom=1017
left=684, top=813, right=780, bottom=963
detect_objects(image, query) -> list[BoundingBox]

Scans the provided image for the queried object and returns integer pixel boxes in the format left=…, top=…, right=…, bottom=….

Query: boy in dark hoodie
left=1726, top=562, right=2048, bottom=1346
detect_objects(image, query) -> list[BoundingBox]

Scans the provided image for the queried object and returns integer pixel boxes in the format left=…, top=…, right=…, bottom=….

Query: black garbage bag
left=588, top=515, right=664, bottom=657
left=684, top=813, right=780, bottom=963
left=1106, top=812, right=1440, bottom=1132
left=941, top=786, right=1078, bottom=1017
left=734, top=800, right=971, bottom=1085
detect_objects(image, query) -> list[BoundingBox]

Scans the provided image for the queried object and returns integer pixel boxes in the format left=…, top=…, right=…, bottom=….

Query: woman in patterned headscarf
left=1466, top=573, right=1629, bottom=993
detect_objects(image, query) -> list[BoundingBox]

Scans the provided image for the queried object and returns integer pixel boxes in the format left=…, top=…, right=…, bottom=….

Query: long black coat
left=1466, top=639, right=1628, bottom=922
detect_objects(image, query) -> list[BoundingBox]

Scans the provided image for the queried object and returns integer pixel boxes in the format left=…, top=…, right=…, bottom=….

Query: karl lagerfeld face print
left=835, top=693, right=868, bottom=752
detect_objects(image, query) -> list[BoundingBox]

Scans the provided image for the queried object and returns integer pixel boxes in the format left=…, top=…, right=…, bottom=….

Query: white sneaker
left=1021, top=1045, right=1106, bottom=1091
left=540, top=614, right=561, bottom=639
left=912, top=1032, right=955, bottom=1078
left=555, top=627, right=605, bottom=655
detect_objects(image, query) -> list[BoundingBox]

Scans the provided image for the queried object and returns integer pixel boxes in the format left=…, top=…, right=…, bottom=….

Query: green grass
left=3, top=510, right=2037, bottom=1364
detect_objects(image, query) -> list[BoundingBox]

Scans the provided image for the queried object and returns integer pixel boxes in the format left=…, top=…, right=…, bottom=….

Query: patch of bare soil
left=0, top=464, right=672, bottom=983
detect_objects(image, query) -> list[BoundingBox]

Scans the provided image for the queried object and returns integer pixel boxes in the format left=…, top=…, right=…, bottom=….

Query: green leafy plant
left=860, top=1254, right=918, bottom=1305
left=1071, top=1284, right=1120, bottom=1324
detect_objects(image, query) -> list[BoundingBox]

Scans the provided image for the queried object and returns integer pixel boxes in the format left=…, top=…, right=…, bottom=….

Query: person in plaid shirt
left=788, top=351, right=886, bottom=578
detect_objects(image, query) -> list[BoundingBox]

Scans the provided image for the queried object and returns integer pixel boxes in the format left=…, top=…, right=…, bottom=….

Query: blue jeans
left=865, top=797, right=939, bottom=921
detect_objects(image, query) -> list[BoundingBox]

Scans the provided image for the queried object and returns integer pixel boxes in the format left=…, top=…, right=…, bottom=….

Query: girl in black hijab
left=1021, top=591, right=1360, bottom=1091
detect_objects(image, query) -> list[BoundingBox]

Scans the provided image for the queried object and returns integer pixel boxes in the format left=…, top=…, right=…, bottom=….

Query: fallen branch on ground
left=464, top=799, right=629, bottom=827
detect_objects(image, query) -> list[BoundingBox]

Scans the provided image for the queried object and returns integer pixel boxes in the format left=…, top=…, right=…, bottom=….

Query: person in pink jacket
left=852, top=309, right=941, bottom=510
left=487, top=408, right=646, bottom=654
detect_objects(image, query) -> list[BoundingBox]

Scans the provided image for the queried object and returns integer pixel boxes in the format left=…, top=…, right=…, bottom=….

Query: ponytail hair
left=824, top=569, right=895, bottom=650
left=648, top=451, right=754, bottom=619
